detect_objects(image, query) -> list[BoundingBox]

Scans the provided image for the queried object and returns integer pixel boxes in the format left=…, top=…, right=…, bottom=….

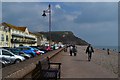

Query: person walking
left=107, top=49, right=110, bottom=55
left=72, top=45, right=77, bottom=56
left=64, top=45, right=67, bottom=52
left=86, top=44, right=94, bottom=61
left=69, top=45, right=73, bottom=56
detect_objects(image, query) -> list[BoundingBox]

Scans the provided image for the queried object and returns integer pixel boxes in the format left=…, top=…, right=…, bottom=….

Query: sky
left=1, top=2, right=118, bottom=46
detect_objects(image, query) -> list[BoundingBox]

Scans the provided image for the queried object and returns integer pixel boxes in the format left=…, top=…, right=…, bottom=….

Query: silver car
left=0, top=48, right=25, bottom=64
left=0, top=58, right=11, bottom=68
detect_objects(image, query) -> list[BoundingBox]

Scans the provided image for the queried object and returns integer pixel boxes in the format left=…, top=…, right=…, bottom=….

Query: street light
left=42, top=4, right=51, bottom=46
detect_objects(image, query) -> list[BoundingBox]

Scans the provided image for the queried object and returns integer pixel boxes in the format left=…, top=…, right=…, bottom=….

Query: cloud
left=73, top=2, right=118, bottom=24
left=51, top=3, right=118, bottom=46
left=55, top=4, right=61, bottom=9
left=2, top=0, right=120, bottom=2
left=2, top=2, right=118, bottom=46
left=2, top=2, right=49, bottom=31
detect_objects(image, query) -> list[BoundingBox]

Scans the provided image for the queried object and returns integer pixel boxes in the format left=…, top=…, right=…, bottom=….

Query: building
left=40, top=35, right=49, bottom=46
left=33, top=32, right=49, bottom=46
left=0, top=24, right=11, bottom=47
left=0, top=22, right=37, bottom=47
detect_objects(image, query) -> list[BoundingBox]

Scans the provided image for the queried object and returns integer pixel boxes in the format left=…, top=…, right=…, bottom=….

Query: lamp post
left=42, top=4, right=51, bottom=46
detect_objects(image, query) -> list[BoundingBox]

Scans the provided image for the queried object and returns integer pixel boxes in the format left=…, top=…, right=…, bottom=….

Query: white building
left=0, top=24, right=11, bottom=47
left=1, top=22, right=37, bottom=47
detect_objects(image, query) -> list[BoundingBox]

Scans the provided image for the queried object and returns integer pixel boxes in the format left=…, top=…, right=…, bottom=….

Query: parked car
left=16, top=46, right=37, bottom=57
left=19, top=51, right=32, bottom=59
left=33, top=48, right=41, bottom=55
left=35, top=46, right=52, bottom=52
left=59, top=44, right=64, bottom=48
left=6, top=48, right=31, bottom=59
left=45, top=46, right=53, bottom=52
left=0, top=60, right=7, bottom=68
left=33, top=48, right=45, bottom=55
left=30, top=46, right=47, bottom=53
left=0, top=57, right=11, bottom=68
left=0, top=48, right=25, bottom=64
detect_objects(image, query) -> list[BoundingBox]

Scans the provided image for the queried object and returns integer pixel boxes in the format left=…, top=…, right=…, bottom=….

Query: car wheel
left=2, top=63, right=5, bottom=68
left=31, top=53, right=34, bottom=58
left=15, top=59, right=21, bottom=64
left=24, top=56, right=29, bottom=59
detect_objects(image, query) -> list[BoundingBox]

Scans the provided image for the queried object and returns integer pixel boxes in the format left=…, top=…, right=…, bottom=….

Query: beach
left=90, top=47, right=118, bottom=75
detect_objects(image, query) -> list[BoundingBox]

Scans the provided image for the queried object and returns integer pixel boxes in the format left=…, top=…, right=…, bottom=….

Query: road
left=50, top=46, right=118, bottom=78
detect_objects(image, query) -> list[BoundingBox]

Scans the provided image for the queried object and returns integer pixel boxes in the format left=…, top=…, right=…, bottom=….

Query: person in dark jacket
left=69, top=45, right=73, bottom=56
left=107, top=49, right=110, bottom=55
left=72, top=45, right=77, bottom=56
left=86, top=44, right=94, bottom=61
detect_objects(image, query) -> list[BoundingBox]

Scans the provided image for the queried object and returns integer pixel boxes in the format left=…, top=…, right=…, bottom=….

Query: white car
left=33, top=48, right=45, bottom=54
left=0, top=48, right=25, bottom=64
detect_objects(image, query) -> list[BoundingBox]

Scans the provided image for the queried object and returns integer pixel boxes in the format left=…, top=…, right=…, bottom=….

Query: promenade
left=50, top=46, right=118, bottom=78
left=1, top=46, right=118, bottom=79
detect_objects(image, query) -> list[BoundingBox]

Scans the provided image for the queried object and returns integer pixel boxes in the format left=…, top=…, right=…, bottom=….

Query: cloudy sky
left=1, top=0, right=120, bottom=2
left=2, top=2, right=118, bottom=46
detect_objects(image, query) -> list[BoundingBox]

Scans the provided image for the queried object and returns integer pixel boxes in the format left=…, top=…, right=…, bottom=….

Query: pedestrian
left=64, top=45, right=67, bottom=52
left=107, top=49, right=110, bottom=55
left=69, top=45, right=73, bottom=56
left=86, top=44, right=94, bottom=61
left=72, top=45, right=77, bottom=56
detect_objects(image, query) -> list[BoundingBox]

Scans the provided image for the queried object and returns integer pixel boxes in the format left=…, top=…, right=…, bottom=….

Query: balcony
left=12, top=34, right=23, bottom=38
left=25, top=36, right=36, bottom=40
left=12, top=34, right=36, bottom=40
left=11, top=39, right=36, bottom=44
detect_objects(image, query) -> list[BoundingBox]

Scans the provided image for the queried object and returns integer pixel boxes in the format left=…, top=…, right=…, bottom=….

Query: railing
left=11, top=39, right=36, bottom=44
left=12, top=34, right=36, bottom=40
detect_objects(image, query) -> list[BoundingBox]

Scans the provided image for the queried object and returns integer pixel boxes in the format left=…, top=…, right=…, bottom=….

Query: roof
left=17, top=27, right=26, bottom=31
left=1, top=22, right=36, bottom=35
left=2, top=22, right=27, bottom=32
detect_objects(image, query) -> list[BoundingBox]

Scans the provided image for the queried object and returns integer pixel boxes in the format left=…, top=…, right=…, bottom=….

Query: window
left=23, top=48, right=30, bottom=50
left=1, top=34, right=4, bottom=41
left=0, top=26, right=4, bottom=30
left=4, top=27, right=9, bottom=32
left=6, top=35, right=8, bottom=41
left=2, top=50, right=12, bottom=56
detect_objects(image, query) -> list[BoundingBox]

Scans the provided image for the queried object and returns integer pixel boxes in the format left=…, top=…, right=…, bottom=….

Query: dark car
left=16, top=46, right=37, bottom=57
left=6, top=48, right=31, bottom=59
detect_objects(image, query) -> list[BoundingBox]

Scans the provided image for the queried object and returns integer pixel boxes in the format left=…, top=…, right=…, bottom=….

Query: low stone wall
left=2, top=48, right=64, bottom=79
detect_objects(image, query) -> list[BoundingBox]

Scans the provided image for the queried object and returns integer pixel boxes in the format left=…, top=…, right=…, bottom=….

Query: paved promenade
left=50, top=46, right=118, bottom=78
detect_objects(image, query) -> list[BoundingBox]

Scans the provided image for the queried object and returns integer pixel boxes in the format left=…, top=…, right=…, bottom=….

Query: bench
left=32, top=57, right=61, bottom=80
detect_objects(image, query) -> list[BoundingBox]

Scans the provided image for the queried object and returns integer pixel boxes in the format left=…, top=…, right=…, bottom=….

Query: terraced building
left=0, top=22, right=37, bottom=47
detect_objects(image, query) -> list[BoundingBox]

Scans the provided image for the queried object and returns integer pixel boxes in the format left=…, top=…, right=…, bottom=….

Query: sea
left=93, top=46, right=118, bottom=53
